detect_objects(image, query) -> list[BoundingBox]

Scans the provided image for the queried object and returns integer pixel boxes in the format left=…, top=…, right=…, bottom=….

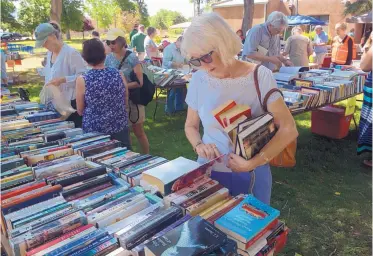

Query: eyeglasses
left=189, top=51, right=214, bottom=67
left=106, top=40, right=116, bottom=46
left=49, top=22, right=60, bottom=32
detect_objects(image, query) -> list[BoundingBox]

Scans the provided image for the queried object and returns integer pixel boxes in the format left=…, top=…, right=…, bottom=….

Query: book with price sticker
left=215, top=194, right=280, bottom=244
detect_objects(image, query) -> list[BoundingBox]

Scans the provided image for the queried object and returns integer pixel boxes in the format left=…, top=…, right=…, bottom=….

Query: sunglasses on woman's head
left=189, top=51, right=214, bottom=67
left=106, top=40, right=116, bottom=46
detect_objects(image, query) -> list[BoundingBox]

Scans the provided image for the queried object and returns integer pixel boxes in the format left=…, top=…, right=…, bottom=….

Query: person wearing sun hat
left=35, top=23, right=87, bottom=127
left=105, top=28, right=150, bottom=154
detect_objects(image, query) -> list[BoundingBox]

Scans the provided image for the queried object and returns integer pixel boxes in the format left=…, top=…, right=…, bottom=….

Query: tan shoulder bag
left=253, top=65, right=297, bottom=168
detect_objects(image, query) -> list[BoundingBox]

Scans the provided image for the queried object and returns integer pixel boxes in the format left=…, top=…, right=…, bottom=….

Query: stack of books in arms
left=212, top=101, right=276, bottom=161
left=277, top=69, right=367, bottom=113
left=1, top=98, right=289, bottom=256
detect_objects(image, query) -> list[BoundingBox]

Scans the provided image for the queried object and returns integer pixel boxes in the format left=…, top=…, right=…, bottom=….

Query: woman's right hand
left=195, top=143, right=221, bottom=160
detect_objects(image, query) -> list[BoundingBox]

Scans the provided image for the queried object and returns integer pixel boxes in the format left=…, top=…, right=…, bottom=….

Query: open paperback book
left=273, top=66, right=309, bottom=83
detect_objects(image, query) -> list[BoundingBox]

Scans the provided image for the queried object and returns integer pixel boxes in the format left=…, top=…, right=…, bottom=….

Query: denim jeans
left=165, top=88, right=184, bottom=113
left=211, top=164, right=272, bottom=205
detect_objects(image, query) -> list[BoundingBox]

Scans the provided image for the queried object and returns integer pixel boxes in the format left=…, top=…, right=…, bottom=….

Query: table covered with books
left=273, top=66, right=366, bottom=115
left=142, top=64, right=189, bottom=119
left=0, top=91, right=288, bottom=256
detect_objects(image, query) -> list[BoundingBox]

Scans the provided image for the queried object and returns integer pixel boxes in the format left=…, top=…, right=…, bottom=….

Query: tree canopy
left=18, top=0, right=50, bottom=35
left=149, top=9, right=187, bottom=30
left=1, top=0, right=20, bottom=31
left=344, top=0, right=372, bottom=16
left=61, top=0, right=84, bottom=33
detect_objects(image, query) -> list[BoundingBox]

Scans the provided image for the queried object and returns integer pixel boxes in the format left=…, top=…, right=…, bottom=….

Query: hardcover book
left=141, top=157, right=200, bottom=195
left=236, top=114, right=276, bottom=160
left=215, top=195, right=280, bottom=244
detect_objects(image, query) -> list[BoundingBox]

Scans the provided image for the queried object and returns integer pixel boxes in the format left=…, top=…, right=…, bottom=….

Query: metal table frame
left=153, top=82, right=188, bottom=120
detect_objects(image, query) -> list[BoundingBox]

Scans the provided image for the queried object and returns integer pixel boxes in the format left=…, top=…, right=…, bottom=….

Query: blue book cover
left=1, top=188, right=62, bottom=215
left=214, top=195, right=280, bottom=244
left=44, top=229, right=108, bottom=256
left=69, top=234, right=113, bottom=256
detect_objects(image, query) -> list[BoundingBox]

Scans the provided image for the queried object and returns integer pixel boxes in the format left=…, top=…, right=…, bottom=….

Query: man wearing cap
left=34, top=23, right=87, bottom=127
left=313, top=25, right=329, bottom=68
left=129, top=24, right=139, bottom=42
left=130, top=24, right=146, bottom=61
left=162, top=36, right=186, bottom=114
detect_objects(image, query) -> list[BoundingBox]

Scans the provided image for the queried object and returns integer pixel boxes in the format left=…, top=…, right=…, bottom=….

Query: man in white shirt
left=35, top=23, right=87, bottom=127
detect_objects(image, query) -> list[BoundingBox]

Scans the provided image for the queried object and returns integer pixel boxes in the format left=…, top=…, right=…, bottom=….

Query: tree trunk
left=194, top=0, right=201, bottom=16
left=50, top=0, right=62, bottom=23
left=66, top=30, right=71, bottom=40
left=242, top=0, right=254, bottom=36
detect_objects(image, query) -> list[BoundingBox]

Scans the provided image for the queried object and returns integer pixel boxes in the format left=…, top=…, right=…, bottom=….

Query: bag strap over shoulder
left=253, top=64, right=283, bottom=112
left=118, top=50, right=132, bottom=70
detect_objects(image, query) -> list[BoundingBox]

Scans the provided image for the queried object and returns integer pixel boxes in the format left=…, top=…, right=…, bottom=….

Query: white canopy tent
left=169, top=22, right=191, bottom=29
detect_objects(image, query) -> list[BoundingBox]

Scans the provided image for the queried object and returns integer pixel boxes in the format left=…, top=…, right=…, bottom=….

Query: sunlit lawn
left=7, top=39, right=372, bottom=256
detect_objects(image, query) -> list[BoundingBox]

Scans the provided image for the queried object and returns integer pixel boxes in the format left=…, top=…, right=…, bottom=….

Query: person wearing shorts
left=105, top=28, right=149, bottom=154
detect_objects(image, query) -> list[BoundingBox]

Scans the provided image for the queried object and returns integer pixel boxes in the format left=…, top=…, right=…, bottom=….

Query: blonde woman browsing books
left=182, top=13, right=298, bottom=204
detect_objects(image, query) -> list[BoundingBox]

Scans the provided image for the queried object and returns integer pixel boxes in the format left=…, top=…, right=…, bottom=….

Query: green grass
left=8, top=40, right=372, bottom=255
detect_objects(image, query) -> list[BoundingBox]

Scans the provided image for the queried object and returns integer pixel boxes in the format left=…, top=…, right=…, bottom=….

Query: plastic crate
left=311, top=105, right=353, bottom=139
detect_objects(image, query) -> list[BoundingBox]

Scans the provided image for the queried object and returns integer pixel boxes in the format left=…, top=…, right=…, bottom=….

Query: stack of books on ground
left=212, top=101, right=276, bottom=161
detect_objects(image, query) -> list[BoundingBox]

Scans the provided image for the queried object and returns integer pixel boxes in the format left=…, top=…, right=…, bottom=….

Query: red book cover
left=273, top=227, right=289, bottom=253
left=212, top=100, right=237, bottom=127
left=1, top=184, right=62, bottom=209
left=222, top=108, right=252, bottom=127
left=1, top=181, right=46, bottom=201
left=244, top=218, right=279, bottom=250
left=26, top=224, right=94, bottom=256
